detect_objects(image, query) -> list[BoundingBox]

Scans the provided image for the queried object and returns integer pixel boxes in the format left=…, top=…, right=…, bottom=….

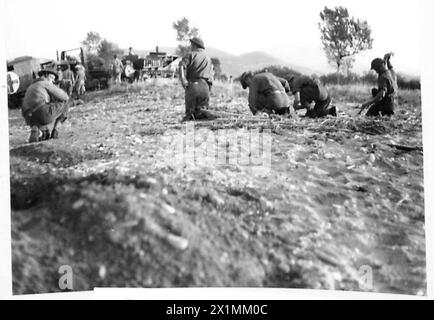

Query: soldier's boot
left=51, top=129, right=59, bottom=139
left=195, top=109, right=218, bottom=120
left=328, top=105, right=338, bottom=117
left=28, top=125, right=41, bottom=143
left=41, top=129, right=51, bottom=141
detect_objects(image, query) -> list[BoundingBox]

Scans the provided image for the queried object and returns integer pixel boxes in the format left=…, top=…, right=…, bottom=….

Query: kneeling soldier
left=179, top=37, right=217, bottom=121
left=22, top=68, right=70, bottom=143
left=359, top=53, right=397, bottom=117
left=288, top=75, right=336, bottom=118
left=240, top=71, right=296, bottom=116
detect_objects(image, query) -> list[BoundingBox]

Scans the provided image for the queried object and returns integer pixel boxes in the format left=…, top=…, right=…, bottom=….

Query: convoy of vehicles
left=6, top=46, right=180, bottom=108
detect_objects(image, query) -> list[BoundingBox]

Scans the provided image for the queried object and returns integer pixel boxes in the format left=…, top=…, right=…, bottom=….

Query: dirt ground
left=9, top=79, right=425, bottom=295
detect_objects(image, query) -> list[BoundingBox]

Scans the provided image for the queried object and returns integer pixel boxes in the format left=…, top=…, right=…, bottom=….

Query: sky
left=3, top=0, right=421, bottom=76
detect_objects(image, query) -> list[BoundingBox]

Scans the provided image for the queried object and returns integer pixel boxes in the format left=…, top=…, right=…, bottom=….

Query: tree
left=97, top=39, right=123, bottom=67
left=82, top=31, right=102, bottom=55
left=319, top=6, right=373, bottom=74
left=172, top=17, right=200, bottom=57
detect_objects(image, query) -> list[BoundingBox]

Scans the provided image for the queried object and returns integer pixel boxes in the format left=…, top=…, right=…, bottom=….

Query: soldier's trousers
left=184, top=79, right=216, bottom=120
left=262, top=91, right=296, bottom=116
left=366, top=88, right=395, bottom=116
left=75, top=80, right=86, bottom=96
left=305, top=95, right=335, bottom=118
left=23, top=101, right=69, bottom=127
left=60, top=80, right=74, bottom=97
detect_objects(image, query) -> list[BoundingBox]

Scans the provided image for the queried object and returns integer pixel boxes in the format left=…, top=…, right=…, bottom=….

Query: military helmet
left=371, top=58, right=385, bottom=71
left=240, top=71, right=253, bottom=89
left=38, top=67, right=59, bottom=81
left=190, top=37, right=205, bottom=49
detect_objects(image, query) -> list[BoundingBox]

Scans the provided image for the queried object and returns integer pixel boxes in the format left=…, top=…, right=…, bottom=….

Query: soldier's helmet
left=371, top=58, right=385, bottom=71
left=240, top=71, right=253, bottom=89
left=38, top=67, right=59, bottom=81
left=190, top=37, right=205, bottom=49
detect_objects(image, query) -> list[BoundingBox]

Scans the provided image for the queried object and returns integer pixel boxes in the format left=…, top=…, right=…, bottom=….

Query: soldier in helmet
left=22, top=68, right=70, bottom=142
left=287, top=74, right=336, bottom=118
left=178, top=37, right=217, bottom=121
left=240, top=71, right=296, bottom=116
left=359, top=52, right=398, bottom=117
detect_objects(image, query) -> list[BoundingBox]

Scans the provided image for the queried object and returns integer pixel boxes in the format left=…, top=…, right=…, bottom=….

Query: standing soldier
left=240, top=71, right=296, bottom=116
left=21, top=68, right=70, bottom=142
left=74, top=63, right=86, bottom=99
left=178, top=37, right=217, bottom=121
left=60, top=64, right=75, bottom=97
left=288, top=75, right=336, bottom=118
left=112, top=55, right=124, bottom=84
left=359, top=52, right=398, bottom=116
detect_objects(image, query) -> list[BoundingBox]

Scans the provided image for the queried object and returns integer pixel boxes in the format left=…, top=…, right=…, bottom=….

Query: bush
left=320, top=72, right=420, bottom=90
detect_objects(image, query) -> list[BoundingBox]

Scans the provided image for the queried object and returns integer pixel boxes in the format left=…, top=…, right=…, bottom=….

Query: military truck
left=57, top=47, right=111, bottom=90
left=6, top=56, right=53, bottom=108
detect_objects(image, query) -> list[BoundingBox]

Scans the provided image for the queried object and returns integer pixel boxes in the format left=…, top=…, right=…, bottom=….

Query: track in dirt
left=9, top=80, right=426, bottom=295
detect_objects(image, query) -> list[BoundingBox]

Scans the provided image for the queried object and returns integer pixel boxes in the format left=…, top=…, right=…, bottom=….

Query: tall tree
left=81, top=31, right=102, bottom=55
left=97, top=39, right=123, bottom=67
left=319, top=6, right=373, bottom=74
left=172, top=17, right=200, bottom=57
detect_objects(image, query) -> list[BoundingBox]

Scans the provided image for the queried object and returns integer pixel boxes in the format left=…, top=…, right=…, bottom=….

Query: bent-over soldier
left=240, top=71, right=296, bottom=116
left=288, top=75, right=336, bottom=118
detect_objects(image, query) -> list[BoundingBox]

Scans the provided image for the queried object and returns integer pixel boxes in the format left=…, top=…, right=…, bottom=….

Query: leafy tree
left=172, top=17, right=200, bottom=57
left=97, top=39, right=123, bottom=67
left=319, top=6, right=373, bottom=74
left=82, top=31, right=102, bottom=55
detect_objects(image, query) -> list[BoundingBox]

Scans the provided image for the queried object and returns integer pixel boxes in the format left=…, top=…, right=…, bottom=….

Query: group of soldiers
left=20, top=37, right=398, bottom=143
left=179, top=37, right=398, bottom=122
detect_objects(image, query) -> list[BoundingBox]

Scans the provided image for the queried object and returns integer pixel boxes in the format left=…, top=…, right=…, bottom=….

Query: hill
left=122, top=46, right=317, bottom=77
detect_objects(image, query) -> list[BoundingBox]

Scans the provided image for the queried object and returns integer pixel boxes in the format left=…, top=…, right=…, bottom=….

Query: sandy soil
left=9, top=80, right=425, bottom=295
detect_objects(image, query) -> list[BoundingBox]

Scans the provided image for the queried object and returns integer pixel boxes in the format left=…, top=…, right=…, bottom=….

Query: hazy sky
left=3, top=0, right=421, bottom=75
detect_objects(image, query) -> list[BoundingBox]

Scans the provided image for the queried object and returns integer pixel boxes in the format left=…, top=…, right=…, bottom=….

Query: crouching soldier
left=359, top=53, right=397, bottom=117
left=240, top=71, right=296, bottom=116
left=22, top=68, right=70, bottom=143
left=288, top=75, right=336, bottom=118
left=179, top=37, right=217, bottom=121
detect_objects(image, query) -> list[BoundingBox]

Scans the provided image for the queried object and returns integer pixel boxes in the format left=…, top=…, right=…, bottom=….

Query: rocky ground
left=9, top=79, right=425, bottom=295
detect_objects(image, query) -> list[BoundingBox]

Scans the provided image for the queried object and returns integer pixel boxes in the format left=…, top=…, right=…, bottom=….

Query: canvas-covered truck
left=6, top=56, right=53, bottom=108
left=57, top=47, right=111, bottom=90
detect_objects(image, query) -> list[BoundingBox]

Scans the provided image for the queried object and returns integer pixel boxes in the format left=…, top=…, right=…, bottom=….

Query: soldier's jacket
left=248, top=72, right=290, bottom=114
left=180, top=49, right=213, bottom=84
left=377, top=69, right=397, bottom=102
left=289, top=75, right=329, bottom=104
left=22, top=78, right=69, bottom=114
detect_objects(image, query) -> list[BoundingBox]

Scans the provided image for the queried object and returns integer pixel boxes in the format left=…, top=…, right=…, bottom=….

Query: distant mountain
left=123, top=46, right=317, bottom=77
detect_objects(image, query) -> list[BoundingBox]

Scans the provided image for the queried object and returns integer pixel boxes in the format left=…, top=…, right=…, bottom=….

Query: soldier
left=178, top=37, right=217, bottom=121
left=22, top=68, right=70, bottom=143
left=112, top=55, right=124, bottom=84
left=240, top=71, right=296, bottom=116
left=359, top=53, right=398, bottom=117
left=75, top=63, right=86, bottom=99
left=60, top=64, right=75, bottom=97
left=287, top=75, right=336, bottom=118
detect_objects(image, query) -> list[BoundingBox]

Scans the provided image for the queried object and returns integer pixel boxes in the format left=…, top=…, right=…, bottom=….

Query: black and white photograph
left=2, top=0, right=429, bottom=297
